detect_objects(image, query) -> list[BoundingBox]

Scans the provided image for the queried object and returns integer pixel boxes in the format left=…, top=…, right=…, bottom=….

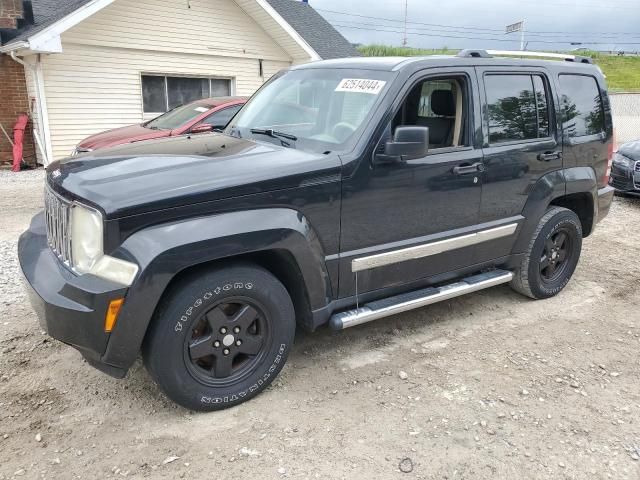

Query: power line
left=330, top=22, right=640, bottom=45
left=316, top=8, right=640, bottom=37
left=327, top=17, right=640, bottom=41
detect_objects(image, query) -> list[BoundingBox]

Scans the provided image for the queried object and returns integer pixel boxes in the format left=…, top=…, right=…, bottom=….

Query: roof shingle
left=266, top=0, right=359, bottom=59
left=4, top=0, right=93, bottom=44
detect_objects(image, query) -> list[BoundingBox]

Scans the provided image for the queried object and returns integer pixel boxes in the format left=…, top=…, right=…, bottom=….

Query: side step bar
left=329, top=270, right=513, bottom=330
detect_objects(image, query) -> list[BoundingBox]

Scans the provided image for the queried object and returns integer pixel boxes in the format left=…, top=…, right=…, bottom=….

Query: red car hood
left=78, top=123, right=170, bottom=150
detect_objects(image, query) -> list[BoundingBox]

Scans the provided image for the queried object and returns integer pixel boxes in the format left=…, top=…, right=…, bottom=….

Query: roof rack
left=457, top=49, right=593, bottom=64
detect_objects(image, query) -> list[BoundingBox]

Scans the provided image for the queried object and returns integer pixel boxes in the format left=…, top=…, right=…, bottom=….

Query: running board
left=329, top=270, right=513, bottom=330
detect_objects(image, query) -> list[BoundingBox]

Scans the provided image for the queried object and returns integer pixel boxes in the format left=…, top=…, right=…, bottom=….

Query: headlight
left=612, top=152, right=634, bottom=168
left=70, top=203, right=138, bottom=286
left=71, top=204, right=103, bottom=272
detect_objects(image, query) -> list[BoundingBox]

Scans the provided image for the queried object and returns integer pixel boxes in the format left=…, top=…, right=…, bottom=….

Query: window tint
left=559, top=74, right=604, bottom=137
left=533, top=76, right=550, bottom=138
left=485, top=74, right=550, bottom=144
left=202, top=105, right=242, bottom=128
left=141, top=76, right=232, bottom=113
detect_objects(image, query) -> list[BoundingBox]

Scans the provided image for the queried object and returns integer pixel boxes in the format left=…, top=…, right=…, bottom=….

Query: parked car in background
left=610, top=139, right=640, bottom=196
left=72, top=97, right=246, bottom=155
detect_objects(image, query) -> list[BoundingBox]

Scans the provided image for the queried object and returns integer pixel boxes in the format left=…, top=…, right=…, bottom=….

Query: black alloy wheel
left=185, top=299, right=270, bottom=386
left=539, top=228, right=574, bottom=283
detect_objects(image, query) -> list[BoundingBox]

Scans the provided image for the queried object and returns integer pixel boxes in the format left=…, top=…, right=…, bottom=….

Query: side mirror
left=376, top=126, right=429, bottom=163
left=189, top=124, right=214, bottom=134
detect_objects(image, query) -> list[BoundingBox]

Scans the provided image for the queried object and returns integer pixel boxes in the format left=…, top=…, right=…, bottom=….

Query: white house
left=0, top=0, right=358, bottom=162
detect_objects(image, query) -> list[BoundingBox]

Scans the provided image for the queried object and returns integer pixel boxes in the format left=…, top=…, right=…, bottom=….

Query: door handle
left=453, top=162, right=485, bottom=175
left=537, top=151, right=563, bottom=162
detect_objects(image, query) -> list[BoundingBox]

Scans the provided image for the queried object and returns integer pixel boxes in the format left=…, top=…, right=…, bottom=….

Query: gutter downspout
left=9, top=51, right=52, bottom=166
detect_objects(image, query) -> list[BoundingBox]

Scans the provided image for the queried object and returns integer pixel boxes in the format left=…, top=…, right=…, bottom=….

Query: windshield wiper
left=250, top=128, right=297, bottom=147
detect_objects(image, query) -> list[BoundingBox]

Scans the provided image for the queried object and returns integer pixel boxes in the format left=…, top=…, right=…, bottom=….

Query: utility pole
left=520, top=19, right=525, bottom=51
left=402, top=0, right=408, bottom=47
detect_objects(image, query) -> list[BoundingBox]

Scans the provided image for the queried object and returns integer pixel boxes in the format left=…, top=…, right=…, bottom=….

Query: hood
left=78, top=124, right=170, bottom=150
left=47, top=133, right=341, bottom=218
left=618, top=139, right=640, bottom=161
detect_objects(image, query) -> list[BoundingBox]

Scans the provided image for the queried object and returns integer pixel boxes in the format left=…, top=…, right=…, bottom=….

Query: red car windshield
left=145, top=102, right=213, bottom=130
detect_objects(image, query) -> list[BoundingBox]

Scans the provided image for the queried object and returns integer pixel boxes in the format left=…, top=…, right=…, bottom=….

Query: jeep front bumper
left=18, top=212, right=129, bottom=378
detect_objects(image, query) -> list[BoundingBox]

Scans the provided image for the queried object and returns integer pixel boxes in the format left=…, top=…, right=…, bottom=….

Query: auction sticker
left=335, top=78, right=386, bottom=95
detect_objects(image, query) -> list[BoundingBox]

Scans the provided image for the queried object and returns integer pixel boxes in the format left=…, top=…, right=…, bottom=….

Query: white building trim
left=252, top=0, right=321, bottom=61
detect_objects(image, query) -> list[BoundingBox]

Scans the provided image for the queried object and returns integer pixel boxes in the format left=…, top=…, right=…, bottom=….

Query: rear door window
left=558, top=74, right=604, bottom=137
left=485, top=74, right=551, bottom=144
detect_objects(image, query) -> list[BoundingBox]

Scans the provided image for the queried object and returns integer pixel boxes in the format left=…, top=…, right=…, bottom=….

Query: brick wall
left=0, top=54, right=36, bottom=165
left=0, top=0, right=23, bottom=28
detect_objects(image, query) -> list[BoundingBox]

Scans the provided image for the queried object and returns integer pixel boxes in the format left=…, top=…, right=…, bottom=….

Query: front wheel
left=511, top=206, right=583, bottom=299
left=143, top=264, right=295, bottom=411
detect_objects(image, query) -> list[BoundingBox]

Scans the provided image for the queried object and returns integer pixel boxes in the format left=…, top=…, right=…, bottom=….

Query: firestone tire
left=143, top=263, right=295, bottom=411
left=511, top=206, right=582, bottom=300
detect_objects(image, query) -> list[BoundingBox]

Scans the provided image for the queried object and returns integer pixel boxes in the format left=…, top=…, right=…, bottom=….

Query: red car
left=73, top=96, right=246, bottom=155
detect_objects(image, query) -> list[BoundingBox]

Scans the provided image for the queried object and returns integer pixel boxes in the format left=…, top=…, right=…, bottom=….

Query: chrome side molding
left=351, top=223, right=518, bottom=273
left=330, top=270, right=513, bottom=330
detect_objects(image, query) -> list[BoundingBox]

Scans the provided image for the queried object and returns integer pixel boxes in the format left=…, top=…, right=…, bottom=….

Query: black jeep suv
left=19, top=50, right=615, bottom=411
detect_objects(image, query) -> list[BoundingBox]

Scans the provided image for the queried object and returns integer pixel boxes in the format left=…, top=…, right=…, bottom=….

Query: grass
left=357, top=45, right=640, bottom=92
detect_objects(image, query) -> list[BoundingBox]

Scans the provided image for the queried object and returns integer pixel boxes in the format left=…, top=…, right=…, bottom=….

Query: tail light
left=604, top=128, right=615, bottom=186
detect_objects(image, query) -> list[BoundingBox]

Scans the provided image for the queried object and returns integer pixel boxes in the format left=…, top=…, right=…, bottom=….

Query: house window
left=141, top=75, right=232, bottom=114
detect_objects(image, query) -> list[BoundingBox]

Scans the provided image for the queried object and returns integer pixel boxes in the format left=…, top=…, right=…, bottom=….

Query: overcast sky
left=311, top=0, right=640, bottom=52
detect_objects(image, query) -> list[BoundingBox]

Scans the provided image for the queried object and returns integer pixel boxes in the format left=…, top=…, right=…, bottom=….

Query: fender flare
left=102, top=208, right=331, bottom=369
left=511, top=166, right=597, bottom=254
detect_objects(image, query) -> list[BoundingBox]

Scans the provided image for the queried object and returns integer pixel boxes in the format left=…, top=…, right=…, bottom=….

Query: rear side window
left=559, top=74, right=604, bottom=137
left=485, top=74, right=551, bottom=144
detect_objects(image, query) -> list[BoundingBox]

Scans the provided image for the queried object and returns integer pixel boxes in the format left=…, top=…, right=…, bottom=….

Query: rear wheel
left=143, top=264, right=295, bottom=411
left=511, top=207, right=582, bottom=299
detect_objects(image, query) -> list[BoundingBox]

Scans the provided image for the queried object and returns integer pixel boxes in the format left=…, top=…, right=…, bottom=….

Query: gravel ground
left=1, top=169, right=639, bottom=480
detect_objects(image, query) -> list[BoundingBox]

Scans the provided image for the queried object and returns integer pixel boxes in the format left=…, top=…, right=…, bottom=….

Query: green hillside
left=357, top=45, right=640, bottom=92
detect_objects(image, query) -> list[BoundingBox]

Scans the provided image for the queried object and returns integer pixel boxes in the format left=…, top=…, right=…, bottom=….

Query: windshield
left=226, top=68, right=393, bottom=152
left=145, top=102, right=212, bottom=130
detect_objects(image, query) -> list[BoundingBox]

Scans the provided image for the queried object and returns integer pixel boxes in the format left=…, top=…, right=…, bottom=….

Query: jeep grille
left=44, top=186, right=73, bottom=266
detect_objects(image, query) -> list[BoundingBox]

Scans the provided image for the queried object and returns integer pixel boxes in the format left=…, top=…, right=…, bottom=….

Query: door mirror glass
left=377, top=126, right=429, bottom=163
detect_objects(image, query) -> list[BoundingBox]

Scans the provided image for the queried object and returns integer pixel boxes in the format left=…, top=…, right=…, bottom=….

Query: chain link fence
left=610, top=93, right=640, bottom=146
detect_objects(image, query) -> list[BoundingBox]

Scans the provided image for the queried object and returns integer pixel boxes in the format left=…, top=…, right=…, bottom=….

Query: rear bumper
left=18, top=212, right=129, bottom=378
left=596, top=185, right=615, bottom=223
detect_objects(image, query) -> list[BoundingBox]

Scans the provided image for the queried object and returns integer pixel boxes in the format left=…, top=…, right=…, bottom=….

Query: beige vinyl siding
left=41, top=0, right=302, bottom=159
left=62, top=0, right=290, bottom=61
